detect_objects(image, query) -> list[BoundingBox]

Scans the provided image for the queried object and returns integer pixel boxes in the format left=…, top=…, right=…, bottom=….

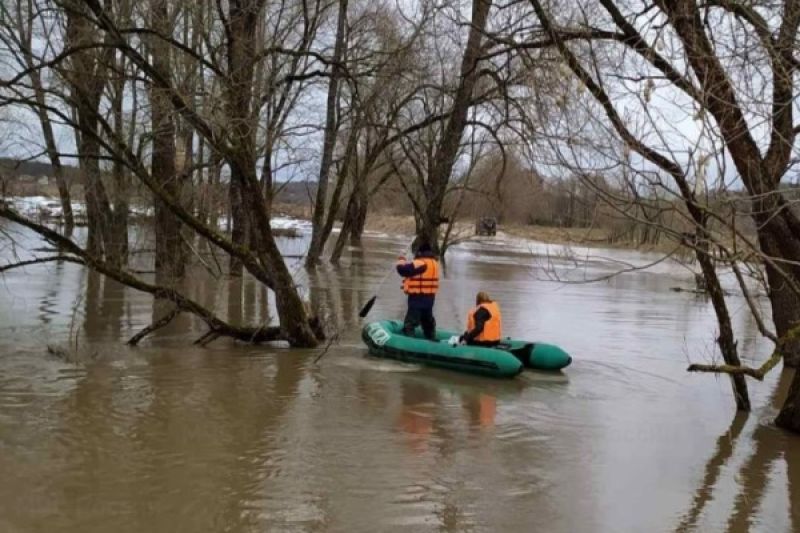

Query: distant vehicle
left=475, top=216, right=497, bottom=236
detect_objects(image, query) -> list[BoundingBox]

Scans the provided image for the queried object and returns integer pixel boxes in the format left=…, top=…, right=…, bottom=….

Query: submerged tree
left=9, top=0, right=74, bottom=236
left=0, top=0, right=337, bottom=346
left=306, top=0, right=348, bottom=267
left=416, top=0, right=492, bottom=254
left=513, top=0, right=800, bottom=425
left=148, top=0, right=187, bottom=279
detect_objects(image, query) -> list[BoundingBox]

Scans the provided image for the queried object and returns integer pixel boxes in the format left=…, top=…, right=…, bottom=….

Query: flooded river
left=0, top=223, right=797, bottom=532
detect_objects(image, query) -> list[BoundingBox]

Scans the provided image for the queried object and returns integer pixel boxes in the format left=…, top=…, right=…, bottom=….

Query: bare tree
left=306, top=0, right=348, bottom=267
left=63, top=0, right=127, bottom=265
left=0, top=0, right=336, bottom=346
left=149, top=0, right=187, bottom=279
left=10, top=0, right=75, bottom=236
left=418, top=0, right=492, bottom=254
left=508, top=0, right=800, bottom=421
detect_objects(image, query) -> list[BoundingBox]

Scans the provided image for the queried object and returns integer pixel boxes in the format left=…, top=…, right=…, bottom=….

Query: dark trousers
left=402, top=305, right=436, bottom=340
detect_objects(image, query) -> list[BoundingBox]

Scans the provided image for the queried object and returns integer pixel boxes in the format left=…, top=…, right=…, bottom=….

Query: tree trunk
left=110, top=124, right=129, bottom=264
left=32, top=82, right=73, bottom=236
left=178, top=123, right=194, bottom=230
left=306, top=0, right=348, bottom=267
left=694, top=234, right=750, bottom=410
left=776, top=369, right=800, bottom=432
left=17, top=1, right=74, bottom=236
left=235, top=159, right=320, bottom=346
left=229, top=179, right=248, bottom=276
left=79, top=117, right=116, bottom=262
left=330, top=134, right=373, bottom=263
left=330, top=192, right=357, bottom=264
left=110, top=52, right=129, bottom=264
left=150, top=0, right=186, bottom=280
left=317, top=119, right=359, bottom=261
left=196, top=138, right=208, bottom=224
left=419, top=0, right=492, bottom=254
left=224, top=0, right=319, bottom=346
left=350, top=179, right=368, bottom=245
left=758, top=216, right=800, bottom=368
left=176, top=4, right=200, bottom=256
left=663, top=0, right=800, bottom=367
left=207, top=153, right=223, bottom=229
left=40, top=107, right=74, bottom=237
left=65, top=3, right=118, bottom=265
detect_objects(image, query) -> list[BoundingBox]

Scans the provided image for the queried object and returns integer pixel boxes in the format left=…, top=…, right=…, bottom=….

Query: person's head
left=476, top=291, right=491, bottom=305
left=416, top=240, right=432, bottom=255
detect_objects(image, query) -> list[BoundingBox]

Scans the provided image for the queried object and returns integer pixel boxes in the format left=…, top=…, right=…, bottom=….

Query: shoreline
left=4, top=194, right=684, bottom=253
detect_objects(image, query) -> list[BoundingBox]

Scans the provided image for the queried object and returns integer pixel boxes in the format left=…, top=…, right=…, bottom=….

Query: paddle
left=358, top=296, right=378, bottom=319
left=359, top=241, right=414, bottom=318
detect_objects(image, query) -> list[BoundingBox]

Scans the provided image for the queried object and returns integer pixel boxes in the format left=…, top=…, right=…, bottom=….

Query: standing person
left=396, top=241, right=439, bottom=340
left=461, top=291, right=502, bottom=346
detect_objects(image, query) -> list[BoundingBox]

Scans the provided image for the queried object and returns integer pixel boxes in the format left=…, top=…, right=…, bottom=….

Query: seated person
left=460, top=291, right=502, bottom=347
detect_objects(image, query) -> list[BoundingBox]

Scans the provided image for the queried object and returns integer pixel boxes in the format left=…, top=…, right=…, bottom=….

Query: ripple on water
left=329, top=353, right=422, bottom=373
left=37, top=292, right=59, bottom=325
left=494, top=423, right=554, bottom=444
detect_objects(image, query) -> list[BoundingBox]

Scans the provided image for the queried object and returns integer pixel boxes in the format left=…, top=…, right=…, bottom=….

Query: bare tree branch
left=0, top=255, right=84, bottom=273
left=126, top=306, right=181, bottom=345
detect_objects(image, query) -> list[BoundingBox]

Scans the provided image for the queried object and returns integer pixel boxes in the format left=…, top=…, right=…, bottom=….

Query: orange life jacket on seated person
left=400, top=257, right=439, bottom=295
left=466, top=301, right=502, bottom=342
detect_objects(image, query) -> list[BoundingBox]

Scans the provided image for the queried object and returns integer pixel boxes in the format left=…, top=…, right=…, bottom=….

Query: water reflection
left=307, top=262, right=364, bottom=339
left=81, top=270, right=137, bottom=344
left=42, top=346, right=313, bottom=532
left=397, top=381, right=439, bottom=455
left=37, top=260, right=67, bottom=326
left=676, top=369, right=800, bottom=533
left=227, top=276, right=243, bottom=325
left=462, top=393, right=497, bottom=431
left=725, top=370, right=799, bottom=533
left=221, top=273, right=272, bottom=333
left=675, top=413, right=748, bottom=532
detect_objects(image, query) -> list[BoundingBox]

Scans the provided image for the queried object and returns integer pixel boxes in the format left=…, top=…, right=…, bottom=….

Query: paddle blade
left=359, top=296, right=377, bottom=318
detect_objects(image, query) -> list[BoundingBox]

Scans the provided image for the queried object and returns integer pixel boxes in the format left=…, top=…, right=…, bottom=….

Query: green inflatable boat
left=361, top=320, right=571, bottom=378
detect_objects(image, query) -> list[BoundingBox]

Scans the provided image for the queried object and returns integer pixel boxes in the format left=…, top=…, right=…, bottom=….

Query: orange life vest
left=400, top=257, right=439, bottom=295
left=466, top=301, right=502, bottom=342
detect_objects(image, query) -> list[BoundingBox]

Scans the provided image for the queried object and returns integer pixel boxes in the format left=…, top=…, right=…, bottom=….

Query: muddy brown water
left=0, top=223, right=798, bottom=532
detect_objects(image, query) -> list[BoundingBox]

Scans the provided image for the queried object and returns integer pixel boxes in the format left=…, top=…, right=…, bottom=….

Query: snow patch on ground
left=215, top=214, right=311, bottom=232
left=5, top=196, right=87, bottom=218
left=130, top=205, right=154, bottom=217
left=4, top=196, right=313, bottom=233
left=270, top=216, right=312, bottom=231
left=363, top=230, right=390, bottom=238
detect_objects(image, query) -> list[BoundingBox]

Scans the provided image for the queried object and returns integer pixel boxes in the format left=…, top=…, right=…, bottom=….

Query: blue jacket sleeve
left=396, top=261, right=427, bottom=278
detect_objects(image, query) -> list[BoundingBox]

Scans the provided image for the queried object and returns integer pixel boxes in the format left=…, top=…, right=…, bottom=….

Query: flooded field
left=0, top=223, right=796, bottom=532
